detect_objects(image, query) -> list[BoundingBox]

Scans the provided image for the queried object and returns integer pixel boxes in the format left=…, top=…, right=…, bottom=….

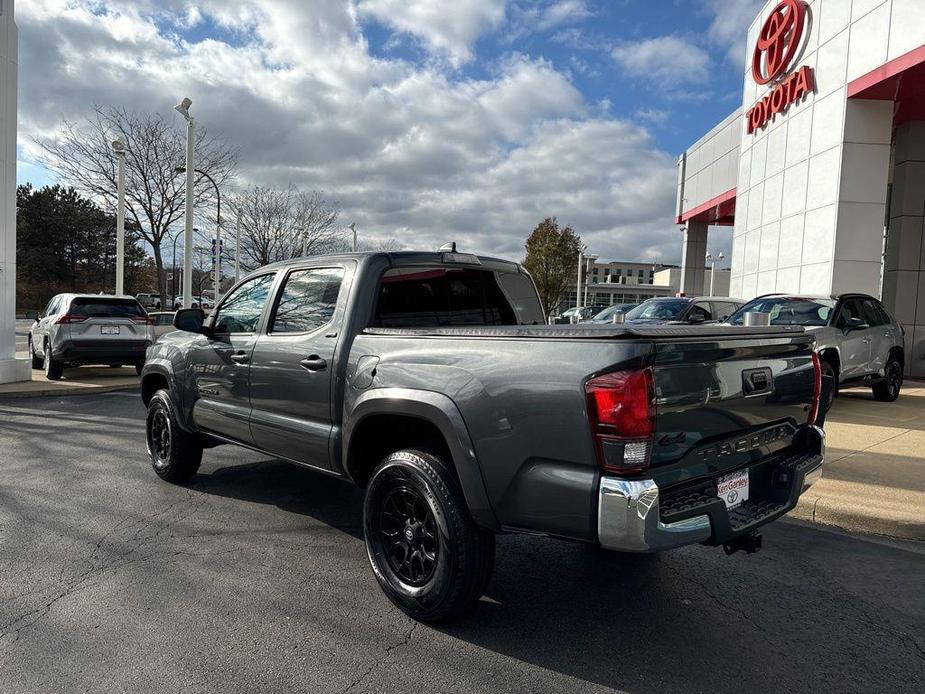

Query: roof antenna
left=439, top=242, right=457, bottom=253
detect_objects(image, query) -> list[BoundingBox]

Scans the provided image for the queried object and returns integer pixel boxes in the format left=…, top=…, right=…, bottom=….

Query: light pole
left=175, top=97, right=195, bottom=309
left=349, top=222, right=357, bottom=252
left=706, top=251, right=725, bottom=296
left=575, top=250, right=583, bottom=319
left=583, top=253, right=599, bottom=309
left=111, top=138, right=127, bottom=295
left=176, top=165, right=221, bottom=302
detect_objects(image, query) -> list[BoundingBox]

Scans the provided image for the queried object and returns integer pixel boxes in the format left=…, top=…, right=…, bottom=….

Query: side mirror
left=844, top=316, right=869, bottom=332
left=174, top=308, right=207, bottom=334
left=688, top=314, right=706, bottom=324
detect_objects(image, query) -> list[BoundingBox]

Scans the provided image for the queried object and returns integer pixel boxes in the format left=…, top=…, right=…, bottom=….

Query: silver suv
left=728, top=293, right=904, bottom=407
left=28, top=294, right=154, bottom=380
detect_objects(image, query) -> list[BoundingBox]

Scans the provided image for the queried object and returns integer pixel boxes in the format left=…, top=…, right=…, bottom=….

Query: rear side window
left=713, top=302, right=738, bottom=321
left=373, top=267, right=542, bottom=327
left=270, top=268, right=344, bottom=334
left=69, top=298, right=145, bottom=318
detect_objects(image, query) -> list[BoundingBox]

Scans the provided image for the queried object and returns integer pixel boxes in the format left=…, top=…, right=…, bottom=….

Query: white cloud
left=536, top=0, right=593, bottom=31
left=17, top=0, right=688, bottom=265
left=611, top=35, right=711, bottom=86
left=356, top=0, right=506, bottom=66
left=701, top=0, right=764, bottom=66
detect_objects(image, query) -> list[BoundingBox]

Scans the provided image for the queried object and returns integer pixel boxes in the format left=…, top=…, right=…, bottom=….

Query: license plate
left=101, top=326, right=120, bottom=335
left=717, top=469, right=749, bottom=510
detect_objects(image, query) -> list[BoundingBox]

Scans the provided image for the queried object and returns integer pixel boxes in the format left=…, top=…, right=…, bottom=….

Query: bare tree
left=230, top=185, right=343, bottom=271
left=36, top=106, right=237, bottom=305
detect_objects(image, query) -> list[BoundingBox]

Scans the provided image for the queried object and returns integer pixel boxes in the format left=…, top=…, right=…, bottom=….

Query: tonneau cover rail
left=363, top=325, right=808, bottom=339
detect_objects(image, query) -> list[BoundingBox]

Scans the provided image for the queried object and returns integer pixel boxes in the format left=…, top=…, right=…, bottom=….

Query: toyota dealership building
left=676, top=0, right=925, bottom=377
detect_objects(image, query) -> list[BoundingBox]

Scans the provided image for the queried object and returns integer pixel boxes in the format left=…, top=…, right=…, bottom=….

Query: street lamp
left=174, top=97, right=195, bottom=309
left=176, top=165, right=222, bottom=302
left=111, top=138, right=127, bottom=295
left=349, top=222, right=357, bottom=252
left=706, top=251, right=725, bottom=296
left=583, top=253, right=599, bottom=309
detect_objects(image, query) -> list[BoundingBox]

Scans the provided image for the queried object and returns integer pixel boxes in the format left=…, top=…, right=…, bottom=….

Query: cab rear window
left=372, top=267, right=543, bottom=328
left=69, top=298, right=146, bottom=318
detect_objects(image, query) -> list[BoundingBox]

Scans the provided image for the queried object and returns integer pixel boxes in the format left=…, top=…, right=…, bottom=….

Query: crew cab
left=141, top=250, right=824, bottom=623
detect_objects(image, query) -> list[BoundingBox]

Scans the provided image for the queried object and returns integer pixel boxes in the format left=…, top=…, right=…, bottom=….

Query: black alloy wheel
left=377, top=486, right=439, bottom=587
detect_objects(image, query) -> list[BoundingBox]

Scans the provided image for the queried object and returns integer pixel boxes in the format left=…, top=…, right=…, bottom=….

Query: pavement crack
left=342, top=620, right=419, bottom=693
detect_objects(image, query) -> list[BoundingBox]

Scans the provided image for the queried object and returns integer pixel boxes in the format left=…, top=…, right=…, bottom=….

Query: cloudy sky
left=16, top=0, right=762, bottom=265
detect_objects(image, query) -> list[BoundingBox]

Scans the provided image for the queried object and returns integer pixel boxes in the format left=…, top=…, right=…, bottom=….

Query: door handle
left=300, top=355, right=327, bottom=372
left=230, top=352, right=250, bottom=365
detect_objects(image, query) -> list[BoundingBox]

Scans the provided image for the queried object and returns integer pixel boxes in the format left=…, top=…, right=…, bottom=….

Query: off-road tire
left=364, top=449, right=495, bottom=623
left=145, top=389, right=203, bottom=483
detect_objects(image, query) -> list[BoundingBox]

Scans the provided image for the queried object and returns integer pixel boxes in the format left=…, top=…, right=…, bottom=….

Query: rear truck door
left=860, top=297, right=890, bottom=376
left=248, top=264, right=351, bottom=470
left=189, top=273, right=276, bottom=444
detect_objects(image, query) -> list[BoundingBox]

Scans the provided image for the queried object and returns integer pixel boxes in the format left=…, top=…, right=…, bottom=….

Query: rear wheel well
left=141, top=373, right=169, bottom=405
left=346, top=414, right=455, bottom=488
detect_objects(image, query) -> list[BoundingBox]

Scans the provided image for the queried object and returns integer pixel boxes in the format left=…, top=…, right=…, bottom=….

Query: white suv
left=28, top=294, right=155, bottom=380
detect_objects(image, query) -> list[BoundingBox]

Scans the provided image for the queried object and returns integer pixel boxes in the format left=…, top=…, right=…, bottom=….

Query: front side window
left=625, top=299, right=690, bottom=321
left=835, top=299, right=865, bottom=329
left=690, top=303, right=713, bottom=321
left=214, top=274, right=275, bottom=334
left=270, top=268, right=345, bottom=334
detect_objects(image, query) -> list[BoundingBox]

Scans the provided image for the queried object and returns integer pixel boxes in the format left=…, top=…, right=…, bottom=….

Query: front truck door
left=249, top=265, right=350, bottom=470
left=189, top=273, right=277, bottom=444
left=834, top=298, right=871, bottom=380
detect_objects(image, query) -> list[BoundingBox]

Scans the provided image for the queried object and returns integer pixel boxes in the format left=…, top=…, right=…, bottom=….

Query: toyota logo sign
left=746, top=0, right=814, bottom=134
left=752, top=0, right=807, bottom=85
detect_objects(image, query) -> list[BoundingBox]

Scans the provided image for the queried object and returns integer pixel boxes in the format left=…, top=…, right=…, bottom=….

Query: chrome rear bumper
left=598, top=427, right=825, bottom=552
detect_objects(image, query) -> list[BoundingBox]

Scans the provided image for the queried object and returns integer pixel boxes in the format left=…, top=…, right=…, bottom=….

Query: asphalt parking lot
left=1, top=391, right=923, bottom=693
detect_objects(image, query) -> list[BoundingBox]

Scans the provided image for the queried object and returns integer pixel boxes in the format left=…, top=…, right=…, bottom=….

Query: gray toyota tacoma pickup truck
left=141, top=250, right=824, bottom=622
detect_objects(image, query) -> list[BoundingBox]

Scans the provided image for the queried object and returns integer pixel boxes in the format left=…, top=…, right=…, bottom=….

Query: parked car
left=623, top=296, right=745, bottom=325
left=136, top=293, right=162, bottom=310
left=171, top=296, right=212, bottom=311
left=28, top=294, right=154, bottom=380
left=727, top=293, right=904, bottom=407
left=141, top=250, right=823, bottom=623
left=589, top=303, right=638, bottom=323
left=149, top=311, right=177, bottom=342
left=552, top=304, right=608, bottom=324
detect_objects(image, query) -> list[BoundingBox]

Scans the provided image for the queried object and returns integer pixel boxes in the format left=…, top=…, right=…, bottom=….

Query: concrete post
left=882, top=121, right=925, bottom=378
left=679, top=221, right=708, bottom=296
left=0, top=0, right=29, bottom=384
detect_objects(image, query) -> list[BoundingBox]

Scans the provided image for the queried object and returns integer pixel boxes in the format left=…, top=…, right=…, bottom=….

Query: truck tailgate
left=649, top=333, right=816, bottom=486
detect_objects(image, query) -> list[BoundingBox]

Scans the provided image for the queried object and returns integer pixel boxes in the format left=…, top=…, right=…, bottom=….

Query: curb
left=0, top=383, right=139, bottom=399
left=791, top=481, right=925, bottom=542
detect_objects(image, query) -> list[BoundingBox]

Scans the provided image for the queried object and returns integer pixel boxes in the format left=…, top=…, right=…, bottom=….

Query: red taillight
left=585, top=368, right=655, bottom=475
left=134, top=316, right=155, bottom=325
left=808, top=352, right=822, bottom=425
left=55, top=314, right=87, bottom=324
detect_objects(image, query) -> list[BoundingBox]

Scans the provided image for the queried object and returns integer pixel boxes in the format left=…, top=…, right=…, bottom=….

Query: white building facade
left=678, top=0, right=925, bottom=377
left=0, top=0, right=26, bottom=385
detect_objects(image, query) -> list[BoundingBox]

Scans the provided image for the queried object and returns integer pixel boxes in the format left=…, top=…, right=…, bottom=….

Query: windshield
left=625, top=299, right=689, bottom=321
left=593, top=305, right=628, bottom=320
left=728, top=297, right=835, bottom=326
